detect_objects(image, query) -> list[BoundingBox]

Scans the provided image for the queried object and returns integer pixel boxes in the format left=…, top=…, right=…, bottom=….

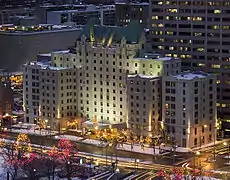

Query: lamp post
left=223, top=142, right=230, bottom=158
left=199, top=124, right=207, bottom=150
left=213, top=126, right=217, bottom=170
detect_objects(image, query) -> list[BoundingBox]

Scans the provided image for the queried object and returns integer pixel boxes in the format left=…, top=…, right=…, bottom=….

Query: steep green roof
left=79, top=20, right=144, bottom=44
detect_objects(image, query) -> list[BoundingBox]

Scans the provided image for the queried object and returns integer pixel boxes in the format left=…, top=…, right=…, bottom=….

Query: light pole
left=199, top=124, right=207, bottom=150
left=223, top=142, right=230, bottom=158
left=213, top=126, right=217, bottom=170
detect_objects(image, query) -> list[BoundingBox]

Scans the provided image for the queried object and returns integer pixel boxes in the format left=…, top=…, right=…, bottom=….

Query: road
left=0, top=131, right=192, bottom=167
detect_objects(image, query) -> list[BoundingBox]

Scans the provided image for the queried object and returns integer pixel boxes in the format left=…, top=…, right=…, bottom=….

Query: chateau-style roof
left=79, top=20, right=144, bottom=44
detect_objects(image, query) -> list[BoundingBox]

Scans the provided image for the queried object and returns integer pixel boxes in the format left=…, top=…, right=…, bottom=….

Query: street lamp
left=223, top=142, right=230, bottom=158
left=135, top=159, right=139, bottom=171
left=199, top=124, right=207, bottom=150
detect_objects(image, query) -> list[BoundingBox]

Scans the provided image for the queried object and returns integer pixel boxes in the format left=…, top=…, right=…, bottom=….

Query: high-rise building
left=126, top=55, right=180, bottom=136
left=23, top=59, right=78, bottom=129
left=23, top=22, right=181, bottom=131
left=115, top=1, right=149, bottom=27
left=149, top=0, right=230, bottom=136
left=127, top=75, right=161, bottom=136
left=162, top=71, right=217, bottom=148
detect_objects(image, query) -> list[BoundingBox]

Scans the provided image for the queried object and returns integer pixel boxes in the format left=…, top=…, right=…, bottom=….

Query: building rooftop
left=26, top=61, right=70, bottom=71
left=173, top=71, right=211, bottom=80
left=52, top=50, right=70, bottom=54
left=135, top=53, right=177, bottom=61
left=0, top=24, right=82, bottom=35
left=127, top=74, right=159, bottom=79
left=79, top=20, right=144, bottom=44
left=115, top=2, right=149, bottom=5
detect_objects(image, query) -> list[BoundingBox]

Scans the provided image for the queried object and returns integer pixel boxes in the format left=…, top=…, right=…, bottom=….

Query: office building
left=149, top=0, right=230, bottom=136
left=0, top=24, right=81, bottom=72
left=162, top=72, right=217, bottom=148
left=115, top=1, right=149, bottom=27
left=37, top=4, right=115, bottom=25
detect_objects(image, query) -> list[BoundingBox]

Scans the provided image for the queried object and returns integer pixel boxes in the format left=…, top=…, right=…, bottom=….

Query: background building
left=162, top=72, right=217, bottom=148
left=149, top=0, right=230, bottom=136
left=115, top=1, right=149, bottom=27
left=0, top=24, right=81, bottom=72
left=46, top=5, right=115, bottom=26
left=0, top=80, right=13, bottom=118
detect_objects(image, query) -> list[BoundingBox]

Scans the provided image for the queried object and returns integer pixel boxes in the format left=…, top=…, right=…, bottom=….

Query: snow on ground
left=7, top=128, right=58, bottom=136
left=116, top=143, right=169, bottom=156
left=163, top=146, right=191, bottom=153
left=55, top=135, right=83, bottom=142
left=81, top=139, right=108, bottom=147
left=0, top=155, right=6, bottom=179
left=192, top=139, right=230, bottom=151
left=175, top=176, right=219, bottom=180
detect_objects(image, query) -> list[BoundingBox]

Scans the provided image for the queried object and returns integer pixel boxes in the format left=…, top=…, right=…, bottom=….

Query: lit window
left=214, top=10, right=221, bottom=14
left=211, top=64, right=220, bottom=68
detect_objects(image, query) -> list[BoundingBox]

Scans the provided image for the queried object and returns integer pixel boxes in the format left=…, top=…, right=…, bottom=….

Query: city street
left=2, top=130, right=230, bottom=179
left=0, top=131, right=192, bottom=167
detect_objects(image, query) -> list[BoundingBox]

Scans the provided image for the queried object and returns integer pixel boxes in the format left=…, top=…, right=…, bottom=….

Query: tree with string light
left=0, top=134, right=32, bottom=180
left=58, top=139, right=77, bottom=180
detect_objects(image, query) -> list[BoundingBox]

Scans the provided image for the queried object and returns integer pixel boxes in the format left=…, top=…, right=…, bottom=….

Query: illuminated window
left=211, top=64, right=220, bottom=68
left=214, top=10, right=221, bottom=14
left=158, top=46, right=164, bottom=50
left=198, top=63, right=205, bottom=67
left=140, top=8, right=142, bottom=11
left=169, top=46, right=174, bottom=50
left=152, top=16, right=158, bottom=20
left=216, top=80, right=220, bottom=84
left=222, top=104, right=226, bottom=108
left=173, top=54, right=178, bottom=58
left=158, top=1, right=163, bottom=5
left=166, top=16, right=169, bottom=20
left=165, top=104, right=169, bottom=109
left=168, top=9, right=178, bottom=13
left=166, top=31, right=173, bottom=35
left=216, top=103, right=220, bottom=107
left=197, top=48, right=205, bottom=52
left=158, top=24, right=164, bottom=27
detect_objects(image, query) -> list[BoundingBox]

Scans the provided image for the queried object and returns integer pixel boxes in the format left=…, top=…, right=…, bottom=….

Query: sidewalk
left=192, top=139, right=230, bottom=152
left=7, top=128, right=58, bottom=136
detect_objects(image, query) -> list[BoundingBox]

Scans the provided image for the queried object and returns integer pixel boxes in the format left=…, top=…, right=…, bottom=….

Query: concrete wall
left=0, top=29, right=81, bottom=72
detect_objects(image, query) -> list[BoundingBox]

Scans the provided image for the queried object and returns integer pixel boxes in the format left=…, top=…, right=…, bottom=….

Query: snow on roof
left=52, top=50, right=70, bottom=54
left=174, top=72, right=209, bottom=80
left=38, top=53, right=52, bottom=57
left=127, top=74, right=159, bottom=79
left=28, top=61, right=70, bottom=71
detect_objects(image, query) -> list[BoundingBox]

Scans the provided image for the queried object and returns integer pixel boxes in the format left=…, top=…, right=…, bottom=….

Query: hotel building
left=162, top=72, right=217, bottom=148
